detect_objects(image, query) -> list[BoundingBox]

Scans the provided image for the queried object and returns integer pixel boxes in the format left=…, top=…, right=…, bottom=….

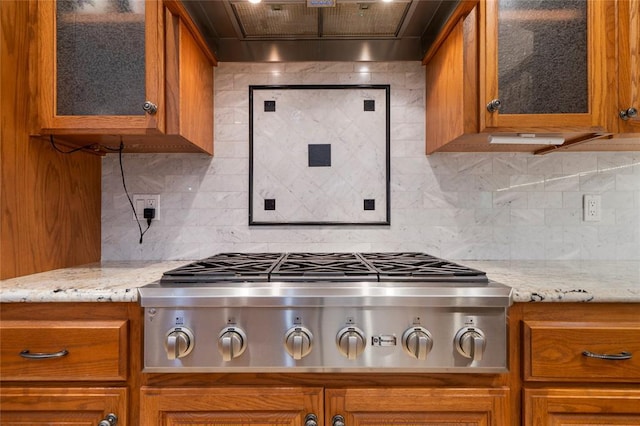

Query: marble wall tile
left=100, top=62, right=640, bottom=261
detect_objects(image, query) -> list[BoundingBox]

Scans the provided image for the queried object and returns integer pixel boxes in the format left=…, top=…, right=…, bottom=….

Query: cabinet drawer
left=0, top=320, right=128, bottom=381
left=523, top=321, right=640, bottom=382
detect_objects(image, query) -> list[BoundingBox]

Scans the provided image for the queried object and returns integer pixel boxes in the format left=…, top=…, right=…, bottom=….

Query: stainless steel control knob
left=454, top=327, right=486, bottom=362
left=284, top=326, right=313, bottom=360
left=402, top=326, right=433, bottom=360
left=336, top=326, right=366, bottom=360
left=165, top=327, right=195, bottom=360
left=218, top=326, right=247, bottom=362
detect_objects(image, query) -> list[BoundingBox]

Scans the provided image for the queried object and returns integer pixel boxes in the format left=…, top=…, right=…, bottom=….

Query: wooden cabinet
left=424, top=0, right=639, bottom=154
left=140, top=387, right=323, bottom=426
left=481, top=0, right=612, bottom=132
left=0, top=302, right=139, bottom=425
left=514, top=303, right=640, bottom=425
left=614, top=0, right=640, bottom=134
left=326, top=388, right=510, bottom=426
left=524, top=388, right=640, bottom=426
left=38, top=0, right=215, bottom=154
left=522, top=321, right=640, bottom=382
left=0, top=320, right=128, bottom=382
left=140, top=386, right=509, bottom=426
left=0, top=387, right=127, bottom=426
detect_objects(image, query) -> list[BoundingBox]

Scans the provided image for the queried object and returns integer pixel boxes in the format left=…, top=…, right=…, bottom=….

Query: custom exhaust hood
left=181, top=0, right=462, bottom=62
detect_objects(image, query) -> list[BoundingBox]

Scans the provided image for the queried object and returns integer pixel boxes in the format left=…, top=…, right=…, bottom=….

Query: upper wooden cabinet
left=481, top=0, right=612, bottom=133
left=615, top=0, right=640, bottom=134
left=37, top=0, right=215, bottom=154
left=425, top=0, right=638, bottom=154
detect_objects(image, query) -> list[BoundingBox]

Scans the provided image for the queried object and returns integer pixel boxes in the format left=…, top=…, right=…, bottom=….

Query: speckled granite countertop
left=1, top=260, right=639, bottom=303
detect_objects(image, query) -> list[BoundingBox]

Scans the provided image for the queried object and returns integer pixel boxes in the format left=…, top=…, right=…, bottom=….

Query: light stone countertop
left=1, top=260, right=639, bottom=303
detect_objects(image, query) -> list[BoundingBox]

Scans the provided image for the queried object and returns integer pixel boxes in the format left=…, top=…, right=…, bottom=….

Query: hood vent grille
left=182, top=0, right=463, bottom=62
left=231, top=1, right=411, bottom=39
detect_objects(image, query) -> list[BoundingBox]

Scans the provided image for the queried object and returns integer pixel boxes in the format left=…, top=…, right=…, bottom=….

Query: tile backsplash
left=101, top=62, right=640, bottom=261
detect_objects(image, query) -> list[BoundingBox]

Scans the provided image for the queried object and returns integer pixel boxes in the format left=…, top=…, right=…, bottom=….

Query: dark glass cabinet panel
left=497, top=0, right=588, bottom=114
left=55, top=0, right=146, bottom=116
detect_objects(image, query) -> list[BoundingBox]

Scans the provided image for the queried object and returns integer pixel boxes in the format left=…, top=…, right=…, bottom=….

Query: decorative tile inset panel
left=308, top=144, right=332, bottom=167
left=250, top=85, right=390, bottom=225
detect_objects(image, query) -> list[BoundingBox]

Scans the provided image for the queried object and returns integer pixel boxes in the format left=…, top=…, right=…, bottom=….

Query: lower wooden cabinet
left=515, top=303, right=640, bottom=425
left=0, top=386, right=127, bottom=425
left=327, top=387, right=510, bottom=426
left=140, top=386, right=509, bottom=426
left=140, top=387, right=323, bottom=426
left=0, top=302, right=139, bottom=425
left=524, top=388, right=640, bottom=426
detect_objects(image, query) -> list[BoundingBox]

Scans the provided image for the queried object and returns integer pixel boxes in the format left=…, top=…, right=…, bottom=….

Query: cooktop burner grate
left=161, top=253, right=284, bottom=282
left=160, top=252, right=488, bottom=284
left=270, top=253, right=378, bottom=281
left=359, top=252, right=487, bottom=281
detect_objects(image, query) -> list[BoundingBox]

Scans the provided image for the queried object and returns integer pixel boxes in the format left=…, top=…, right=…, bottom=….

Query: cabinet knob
left=304, top=413, right=318, bottom=426
left=486, top=99, right=502, bottom=113
left=142, top=101, right=158, bottom=115
left=619, top=107, right=638, bottom=121
left=98, top=413, right=118, bottom=426
left=332, top=415, right=346, bottom=426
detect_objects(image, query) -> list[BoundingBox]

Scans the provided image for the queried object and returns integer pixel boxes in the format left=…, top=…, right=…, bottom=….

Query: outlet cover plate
left=583, top=194, right=601, bottom=222
left=133, top=194, right=160, bottom=221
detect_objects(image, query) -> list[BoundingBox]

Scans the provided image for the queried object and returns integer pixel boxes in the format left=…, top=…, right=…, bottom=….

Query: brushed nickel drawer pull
left=582, top=350, right=632, bottom=361
left=19, top=349, right=69, bottom=359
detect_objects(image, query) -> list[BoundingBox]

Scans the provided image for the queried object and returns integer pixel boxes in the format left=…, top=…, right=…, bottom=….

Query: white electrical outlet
left=583, top=194, right=601, bottom=222
left=132, top=194, right=160, bottom=221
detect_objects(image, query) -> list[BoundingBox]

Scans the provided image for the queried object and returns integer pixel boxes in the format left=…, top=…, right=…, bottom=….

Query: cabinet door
left=482, top=0, right=614, bottom=131
left=326, top=388, right=510, bottom=426
left=140, top=387, right=323, bottom=426
left=617, top=0, right=640, bottom=133
left=524, top=388, right=640, bottom=425
left=0, top=386, right=127, bottom=425
left=39, top=0, right=164, bottom=134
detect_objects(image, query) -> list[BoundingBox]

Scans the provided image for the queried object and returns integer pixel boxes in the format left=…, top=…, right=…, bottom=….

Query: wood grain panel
left=326, top=387, right=510, bottom=426
left=425, top=6, right=478, bottom=154
left=1, top=0, right=101, bottom=279
left=524, top=388, right=640, bottom=426
left=1, top=320, right=128, bottom=381
left=165, top=7, right=214, bottom=155
left=523, top=321, right=640, bottom=382
left=140, top=387, right=323, bottom=426
left=617, top=0, right=640, bottom=133
left=0, top=386, right=127, bottom=425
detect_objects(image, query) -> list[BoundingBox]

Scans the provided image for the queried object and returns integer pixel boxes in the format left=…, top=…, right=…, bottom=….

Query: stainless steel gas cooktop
left=139, top=252, right=512, bottom=373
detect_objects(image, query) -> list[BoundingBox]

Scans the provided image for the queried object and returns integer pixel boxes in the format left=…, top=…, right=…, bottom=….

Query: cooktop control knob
left=165, top=327, right=195, bottom=360
left=284, top=326, right=313, bottom=360
left=402, top=326, right=433, bottom=360
left=454, top=327, right=486, bottom=362
left=336, top=326, right=366, bottom=360
left=218, top=326, right=247, bottom=362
